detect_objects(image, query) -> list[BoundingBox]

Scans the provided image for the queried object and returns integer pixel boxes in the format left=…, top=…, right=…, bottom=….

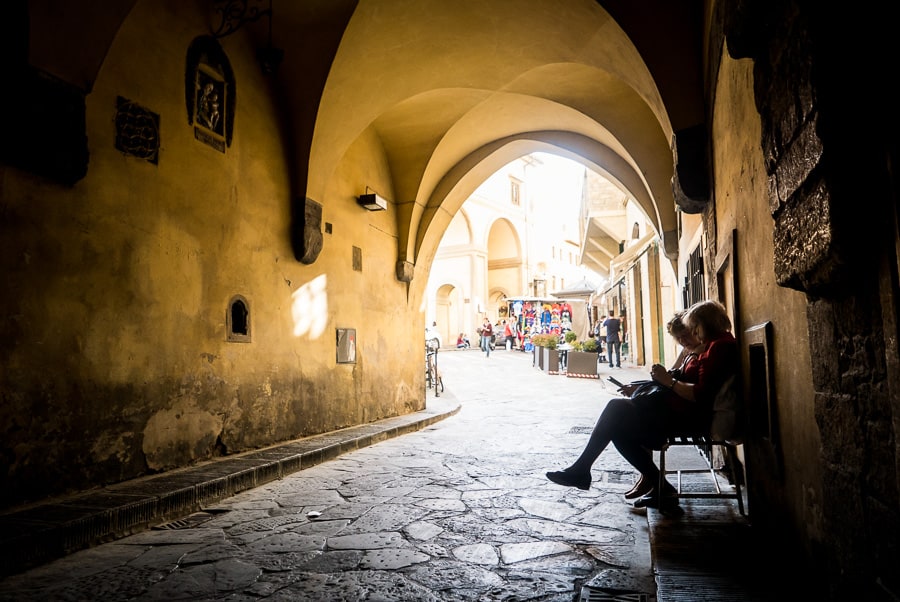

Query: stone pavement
left=0, top=348, right=761, bottom=601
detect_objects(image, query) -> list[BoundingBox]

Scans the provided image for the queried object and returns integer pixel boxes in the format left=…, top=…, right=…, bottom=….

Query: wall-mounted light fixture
left=357, top=188, right=388, bottom=211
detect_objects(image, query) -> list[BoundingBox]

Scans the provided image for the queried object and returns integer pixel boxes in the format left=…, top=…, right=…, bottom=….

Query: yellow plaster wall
left=0, top=0, right=421, bottom=506
left=711, top=50, right=823, bottom=544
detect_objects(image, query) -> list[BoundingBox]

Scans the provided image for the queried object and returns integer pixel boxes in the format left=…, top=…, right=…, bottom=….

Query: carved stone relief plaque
left=185, top=36, right=235, bottom=153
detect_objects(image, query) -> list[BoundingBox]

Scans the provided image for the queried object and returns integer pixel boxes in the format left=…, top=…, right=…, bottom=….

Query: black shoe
left=633, top=491, right=679, bottom=510
left=546, top=470, right=591, bottom=490
left=624, top=477, right=653, bottom=500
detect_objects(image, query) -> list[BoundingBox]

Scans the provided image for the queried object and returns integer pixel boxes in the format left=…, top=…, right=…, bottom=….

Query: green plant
left=581, top=338, right=599, bottom=352
left=531, top=333, right=561, bottom=349
left=565, top=330, right=577, bottom=344
left=572, top=341, right=584, bottom=351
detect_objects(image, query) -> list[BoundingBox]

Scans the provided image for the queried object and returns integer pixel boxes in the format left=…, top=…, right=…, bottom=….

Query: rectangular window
left=510, top=180, right=521, bottom=206
left=683, top=243, right=705, bottom=306
left=336, top=328, right=357, bottom=364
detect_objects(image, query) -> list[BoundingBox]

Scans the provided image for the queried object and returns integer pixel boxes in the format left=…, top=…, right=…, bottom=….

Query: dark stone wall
left=0, top=2, right=88, bottom=185
left=722, top=0, right=900, bottom=598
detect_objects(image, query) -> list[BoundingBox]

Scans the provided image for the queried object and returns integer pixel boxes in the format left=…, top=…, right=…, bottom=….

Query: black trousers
left=569, top=397, right=668, bottom=482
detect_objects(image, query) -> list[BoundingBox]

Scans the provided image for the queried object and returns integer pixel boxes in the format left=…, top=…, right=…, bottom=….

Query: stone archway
left=435, top=283, right=459, bottom=348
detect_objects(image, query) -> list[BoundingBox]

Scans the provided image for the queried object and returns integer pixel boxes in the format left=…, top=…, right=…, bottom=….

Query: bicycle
left=425, top=341, right=443, bottom=395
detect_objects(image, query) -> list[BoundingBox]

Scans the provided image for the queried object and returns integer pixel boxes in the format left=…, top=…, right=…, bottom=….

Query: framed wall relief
left=185, top=36, right=235, bottom=153
left=196, top=71, right=224, bottom=135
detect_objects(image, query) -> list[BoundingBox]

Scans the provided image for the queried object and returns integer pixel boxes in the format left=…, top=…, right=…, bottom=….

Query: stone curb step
left=0, top=397, right=461, bottom=578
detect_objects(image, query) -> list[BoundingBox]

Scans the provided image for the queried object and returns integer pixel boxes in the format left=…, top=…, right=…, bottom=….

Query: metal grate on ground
left=151, top=509, right=228, bottom=530
left=580, top=585, right=649, bottom=602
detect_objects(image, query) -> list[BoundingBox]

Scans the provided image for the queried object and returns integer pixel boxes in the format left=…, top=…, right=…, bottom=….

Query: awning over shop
left=551, top=277, right=598, bottom=299
left=600, top=231, right=658, bottom=295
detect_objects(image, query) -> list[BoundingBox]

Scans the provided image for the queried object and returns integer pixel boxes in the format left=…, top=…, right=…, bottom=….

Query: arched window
left=227, top=295, right=251, bottom=342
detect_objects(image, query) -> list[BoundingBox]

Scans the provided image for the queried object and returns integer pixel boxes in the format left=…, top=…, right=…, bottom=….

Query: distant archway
left=486, top=217, right=522, bottom=317
left=435, top=283, right=459, bottom=346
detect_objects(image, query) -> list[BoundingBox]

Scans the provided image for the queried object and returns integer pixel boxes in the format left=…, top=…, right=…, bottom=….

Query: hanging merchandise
left=541, top=304, right=552, bottom=327
left=560, top=301, right=572, bottom=322
left=550, top=305, right=561, bottom=333
left=503, top=297, right=590, bottom=341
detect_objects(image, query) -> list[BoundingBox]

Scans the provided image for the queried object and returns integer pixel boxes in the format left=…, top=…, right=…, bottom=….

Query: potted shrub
left=530, top=333, right=547, bottom=368
left=581, top=339, right=599, bottom=353
left=567, top=337, right=600, bottom=379
left=541, top=334, right=560, bottom=374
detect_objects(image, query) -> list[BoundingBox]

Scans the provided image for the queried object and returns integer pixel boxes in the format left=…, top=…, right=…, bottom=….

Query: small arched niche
left=227, top=295, right=251, bottom=342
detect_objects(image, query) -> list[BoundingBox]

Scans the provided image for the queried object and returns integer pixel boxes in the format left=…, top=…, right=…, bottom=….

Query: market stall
left=504, top=296, right=589, bottom=350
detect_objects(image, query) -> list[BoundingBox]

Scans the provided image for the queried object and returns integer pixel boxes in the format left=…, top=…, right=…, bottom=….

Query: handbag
left=628, top=379, right=671, bottom=410
left=627, top=352, right=694, bottom=409
left=626, top=350, right=695, bottom=409
left=630, top=379, right=664, bottom=396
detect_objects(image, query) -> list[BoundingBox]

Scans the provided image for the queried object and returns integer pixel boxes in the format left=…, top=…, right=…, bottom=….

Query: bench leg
left=659, top=444, right=669, bottom=498
left=726, top=445, right=745, bottom=515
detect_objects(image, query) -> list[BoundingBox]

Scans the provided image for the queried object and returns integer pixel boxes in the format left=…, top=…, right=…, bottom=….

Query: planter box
left=533, top=345, right=543, bottom=369
left=542, top=347, right=560, bottom=374
left=566, top=351, right=599, bottom=379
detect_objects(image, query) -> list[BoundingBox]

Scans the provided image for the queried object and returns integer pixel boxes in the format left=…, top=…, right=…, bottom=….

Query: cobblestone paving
left=0, top=351, right=656, bottom=601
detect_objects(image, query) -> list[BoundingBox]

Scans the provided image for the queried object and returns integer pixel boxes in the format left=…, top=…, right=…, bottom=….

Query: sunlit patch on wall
left=292, top=274, right=328, bottom=338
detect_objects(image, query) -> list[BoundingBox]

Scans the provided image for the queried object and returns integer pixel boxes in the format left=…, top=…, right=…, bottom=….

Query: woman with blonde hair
left=616, top=310, right=707, bottom=499
left=546, top=300, right=738, bottom=510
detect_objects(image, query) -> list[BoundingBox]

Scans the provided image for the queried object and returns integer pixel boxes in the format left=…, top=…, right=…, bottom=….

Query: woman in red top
left=503, top=320, right=514, bottom=349
left=546, top=300, right=739, bottom=510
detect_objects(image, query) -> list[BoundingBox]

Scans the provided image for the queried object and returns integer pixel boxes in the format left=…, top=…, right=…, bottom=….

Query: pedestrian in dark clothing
left=603, top=312, right=622, bottom=368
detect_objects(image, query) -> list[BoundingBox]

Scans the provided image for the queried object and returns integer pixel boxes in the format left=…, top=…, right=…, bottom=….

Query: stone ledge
left=0, top=397, right=461, bottom=578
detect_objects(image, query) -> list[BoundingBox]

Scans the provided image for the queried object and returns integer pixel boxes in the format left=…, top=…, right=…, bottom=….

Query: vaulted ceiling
left=24, top=0, right=707, bottom=275
left=294, top=0, right=706, bottom=270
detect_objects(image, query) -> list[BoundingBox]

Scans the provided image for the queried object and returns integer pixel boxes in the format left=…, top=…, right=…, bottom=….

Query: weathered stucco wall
left=711, top=48, right=822, bottom=554
left=0, top=0, right=422, bottom=508
left=717, top=0, right=900, bottom=596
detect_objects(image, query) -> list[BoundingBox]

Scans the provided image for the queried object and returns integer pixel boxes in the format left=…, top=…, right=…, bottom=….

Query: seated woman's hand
left=620, top=383, right=640, bottom=397
left=649, top=363, right=669, bottom=383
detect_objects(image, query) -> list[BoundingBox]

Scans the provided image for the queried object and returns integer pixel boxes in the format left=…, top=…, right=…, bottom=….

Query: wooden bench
left=657, top=375, right=745, bottom=514
left=658, top=433, right=744, bottom=514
